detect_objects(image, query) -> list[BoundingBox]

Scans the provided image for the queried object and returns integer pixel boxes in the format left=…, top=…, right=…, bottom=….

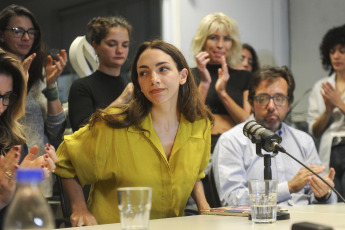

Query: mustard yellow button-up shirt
left=55, top=111, right=211, bottom=224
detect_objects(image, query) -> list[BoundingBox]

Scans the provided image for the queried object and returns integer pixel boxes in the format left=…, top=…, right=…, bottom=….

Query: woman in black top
left=191, top=12, right=252, bottom=151
left=68, top=16, right=133, bottom=132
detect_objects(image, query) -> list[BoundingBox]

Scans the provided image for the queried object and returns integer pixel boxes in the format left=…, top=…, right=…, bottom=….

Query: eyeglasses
left=4, top=27, right=37, bottom=39
left=0, top=91, right=17, bottom=106
left=254, top=94, right=289, bottom=106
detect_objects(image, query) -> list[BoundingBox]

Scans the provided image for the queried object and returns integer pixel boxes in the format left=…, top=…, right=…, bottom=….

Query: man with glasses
left=212, top=66, right=337, bottom=206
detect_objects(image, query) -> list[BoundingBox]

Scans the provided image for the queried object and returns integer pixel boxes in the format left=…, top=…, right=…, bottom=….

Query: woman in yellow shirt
left=55, top=40, right=214, bottom=226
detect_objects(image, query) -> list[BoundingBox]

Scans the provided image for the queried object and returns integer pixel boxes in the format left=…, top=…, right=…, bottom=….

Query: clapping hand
left=46, top=49, right=68, bottom=89
left=0, top=146, right=20, bottom=209
left=20, top=144, right=57, bottom=179
left=215, top=56, right=230, bottom=94
left=22, top=53, right=37, bottom=82
left=309, top=167, right=335, bottom=199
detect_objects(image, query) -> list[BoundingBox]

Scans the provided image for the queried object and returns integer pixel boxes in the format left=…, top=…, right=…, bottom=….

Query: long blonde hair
left=0, top=49, right=27, bottom=155
left=191, top=12, right=242, bottom=67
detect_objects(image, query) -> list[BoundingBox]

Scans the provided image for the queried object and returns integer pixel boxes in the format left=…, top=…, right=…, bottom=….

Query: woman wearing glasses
left=191, top=13, right=252, bottom=152
left=0, top=4, right=67, bottom=198
left=0, top=49, right=57, bottom=225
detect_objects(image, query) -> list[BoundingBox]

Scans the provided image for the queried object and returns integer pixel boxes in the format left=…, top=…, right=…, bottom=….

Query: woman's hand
left=215, top=56, right=230, bottom=94
left=321, top=82, right=343, bottom=111
left=0, top=146, right=20, bottom=209
left=70, top=207, right=98, bottom=227
left=46, top=49, right=68, bottom=89
left=22, top=53, right=36, bottom=82
left=195, top=51, right=211, bottom=84
left=20, top=144, right=57, bottom=179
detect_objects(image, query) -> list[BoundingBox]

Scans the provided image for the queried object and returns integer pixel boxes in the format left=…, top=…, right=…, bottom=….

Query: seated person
left=212, top=66, right=337, bottom=206
left=55, top=40, right=214, bottom=226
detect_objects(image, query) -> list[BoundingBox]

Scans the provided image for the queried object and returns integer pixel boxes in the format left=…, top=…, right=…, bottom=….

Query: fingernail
left=41, top=165, right=44, bottom=168
left=45, top=155, right=49, bottom=158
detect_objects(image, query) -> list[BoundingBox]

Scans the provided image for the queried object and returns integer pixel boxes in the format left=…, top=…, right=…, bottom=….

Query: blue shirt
left=212, top=118, right=337, bottom=206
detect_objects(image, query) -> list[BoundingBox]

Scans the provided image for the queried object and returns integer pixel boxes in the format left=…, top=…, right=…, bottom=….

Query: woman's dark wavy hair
left=243, top=43, right=260, bottom=73
left=320, top=24, right=345, bottom=76
left=90, top=40, right=214, bottom=132
left=0, top=49, right=27, bottom=155
left=248, top=66, right=295, bottom=106
left=0, top=4, right=46, bottom=87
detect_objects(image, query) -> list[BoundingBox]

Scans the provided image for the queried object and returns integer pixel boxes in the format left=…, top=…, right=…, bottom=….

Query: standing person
left=0, top=4, right=67, bottom=198
left=241, top=43, right=260, bottom=73
left=68, top=16, right=134, bottom=132
left=307, top=24, right=345, bottom=198
left=0, top=49, right=57, bottom=226
left=191, top=12, right=252, bottom=152
left=55, top=40, right=214, bottom=226
left=213, top=66, right=337, bottom=206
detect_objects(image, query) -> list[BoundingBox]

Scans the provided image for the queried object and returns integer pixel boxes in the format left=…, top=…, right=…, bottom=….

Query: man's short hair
left=248, top=66, right=295, bottom=105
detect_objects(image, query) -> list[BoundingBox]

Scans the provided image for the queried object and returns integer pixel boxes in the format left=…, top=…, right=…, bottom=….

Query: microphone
left=243, top=120, right=286, bottom=153
left=243, top=120, right=345, bottom=203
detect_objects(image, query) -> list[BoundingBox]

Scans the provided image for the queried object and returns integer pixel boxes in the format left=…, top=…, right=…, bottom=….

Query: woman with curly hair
left=191, top=13, right=252, bottom=152
left=307, top=24, right=345, bottom=198
left=55, top=40, right=214, bottom=226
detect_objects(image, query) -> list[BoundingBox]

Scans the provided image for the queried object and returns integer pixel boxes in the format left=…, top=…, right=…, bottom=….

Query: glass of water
left=117, top=187, right=152, bottom=230
left=248, top=180, right=278, bottom=224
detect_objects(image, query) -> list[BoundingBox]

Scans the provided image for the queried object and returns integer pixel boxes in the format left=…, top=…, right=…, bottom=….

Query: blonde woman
left=191, top=12, right=252, bottom=151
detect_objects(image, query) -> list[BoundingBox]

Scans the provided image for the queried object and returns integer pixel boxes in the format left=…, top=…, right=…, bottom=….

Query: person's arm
left=45, top=49, right=67, bottom=116
left=0, top=147, right=20, bottom=210
left=68, top=80, right=96, bottom=132
left=215, top=56, right=250, bottom=124
left=195, top=52, right=212, bottom=101
left=191, top=180, right=210, bottom=211
left=62, top=178, right=98, bottom=227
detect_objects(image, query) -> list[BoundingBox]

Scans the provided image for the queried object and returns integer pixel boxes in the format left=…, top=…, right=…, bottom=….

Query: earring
left=95, top=54, right=99, bottom=64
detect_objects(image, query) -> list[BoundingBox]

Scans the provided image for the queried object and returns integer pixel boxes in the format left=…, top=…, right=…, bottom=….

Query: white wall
left=162, top=0, right=289, bottom=68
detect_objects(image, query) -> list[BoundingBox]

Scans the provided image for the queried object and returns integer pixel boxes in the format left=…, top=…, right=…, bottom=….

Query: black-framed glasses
left=254, top=94, right=289, bottom=106
left=5, top=27, right=37, bottom=39
left=0, top=91, right=17, bottom=106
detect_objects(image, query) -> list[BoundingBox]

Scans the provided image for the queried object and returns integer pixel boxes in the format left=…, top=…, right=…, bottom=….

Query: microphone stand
left=252, top=135, right=345, bottom=203
left=253, top=135, right=278, bottom=180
